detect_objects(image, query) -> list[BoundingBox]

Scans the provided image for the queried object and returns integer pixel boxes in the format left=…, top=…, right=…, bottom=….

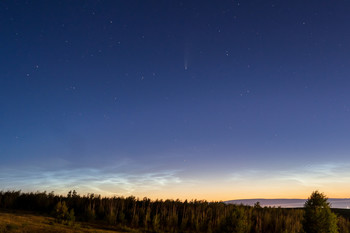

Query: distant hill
left=225, top=198, right=350, bottom=208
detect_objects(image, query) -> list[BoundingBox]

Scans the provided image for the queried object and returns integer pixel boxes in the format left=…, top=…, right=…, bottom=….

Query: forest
left=0, top=190, right=350, bottom=233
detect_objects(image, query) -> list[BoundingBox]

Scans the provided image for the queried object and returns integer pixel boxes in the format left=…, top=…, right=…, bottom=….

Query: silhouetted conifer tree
left=303, top=191, right=338, bottom=233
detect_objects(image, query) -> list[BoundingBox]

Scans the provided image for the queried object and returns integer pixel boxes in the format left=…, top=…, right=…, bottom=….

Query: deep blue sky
left=1, top=0, right=350, bottom=200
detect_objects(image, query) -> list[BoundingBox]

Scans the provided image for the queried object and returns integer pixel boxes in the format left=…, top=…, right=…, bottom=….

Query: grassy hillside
left=0, top=210, right=127, bottom=233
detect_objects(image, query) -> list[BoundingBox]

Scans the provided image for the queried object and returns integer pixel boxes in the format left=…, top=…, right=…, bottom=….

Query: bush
left=54, top=201, right=75, bottom=225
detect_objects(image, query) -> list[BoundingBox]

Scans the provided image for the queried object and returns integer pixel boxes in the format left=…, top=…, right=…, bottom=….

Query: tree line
left=0, top=190, right=349, bottom=232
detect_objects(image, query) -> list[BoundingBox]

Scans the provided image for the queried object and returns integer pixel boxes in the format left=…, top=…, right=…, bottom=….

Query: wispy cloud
left=2, top=160, right=350, bottom=200
left=280, top=163, right=350, bottom=187
left=0, top=161, right=182, bottom=197
left=229, top=162, right=350, bottom=193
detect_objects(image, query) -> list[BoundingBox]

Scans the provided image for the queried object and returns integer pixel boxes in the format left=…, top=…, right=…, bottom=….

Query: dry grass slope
left=0, top=211, right=127, bottom=233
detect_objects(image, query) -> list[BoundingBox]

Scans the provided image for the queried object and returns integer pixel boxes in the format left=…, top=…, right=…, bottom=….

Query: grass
left=0, top=210, right=129, bottom=233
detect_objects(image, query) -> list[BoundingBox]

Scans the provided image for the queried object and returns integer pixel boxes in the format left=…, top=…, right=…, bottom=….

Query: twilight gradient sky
left=1, top=0, right=350, bottom=201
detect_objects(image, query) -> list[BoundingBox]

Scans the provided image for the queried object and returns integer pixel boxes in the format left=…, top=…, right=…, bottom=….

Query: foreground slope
left=0, top=210, right=124, bottom=233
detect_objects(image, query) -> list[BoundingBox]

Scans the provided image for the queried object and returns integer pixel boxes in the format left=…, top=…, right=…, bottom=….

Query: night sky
left=1, top=0, right=350, bottom=200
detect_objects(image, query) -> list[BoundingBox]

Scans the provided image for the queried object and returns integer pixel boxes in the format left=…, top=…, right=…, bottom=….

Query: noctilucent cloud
left=1, top=0, right=350, bottom=200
